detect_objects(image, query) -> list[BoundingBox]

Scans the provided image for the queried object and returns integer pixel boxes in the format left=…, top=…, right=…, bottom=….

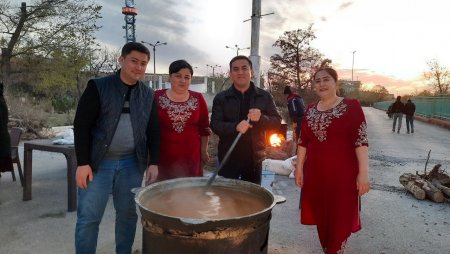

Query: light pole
left=225, top=44, right=250, bottom=56
left=352, top=50, right=356, bottom=81
left=206, top=64, right=221, bottom=77
left=141, top=40, right=167, bottom=74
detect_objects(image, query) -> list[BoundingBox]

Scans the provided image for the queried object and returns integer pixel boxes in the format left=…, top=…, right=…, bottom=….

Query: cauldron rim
left=135, top=176, right=277, bottom=224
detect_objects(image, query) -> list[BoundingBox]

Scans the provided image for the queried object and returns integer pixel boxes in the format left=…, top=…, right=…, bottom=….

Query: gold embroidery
left=159, top=94, right=198, bottom=133
left=307, top=102, right=347, bottom=142
left=355, top=121, right=368, bottom=146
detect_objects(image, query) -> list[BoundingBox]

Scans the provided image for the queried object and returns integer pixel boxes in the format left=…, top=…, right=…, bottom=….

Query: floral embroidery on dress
left=306, top=102, right=347, bottom=142
left=355, top=121, right=368, bottom=146
left=159, top=94, right=198, bottom=133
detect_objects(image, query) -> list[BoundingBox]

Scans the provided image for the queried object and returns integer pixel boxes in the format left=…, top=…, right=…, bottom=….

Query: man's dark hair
left=229, top=55, right=253, bottom=70
left=284, top=86, right=292, bottom=95
left=121, top=42, right=150, bottom=60
left=169, top=60, right=193, bottom=75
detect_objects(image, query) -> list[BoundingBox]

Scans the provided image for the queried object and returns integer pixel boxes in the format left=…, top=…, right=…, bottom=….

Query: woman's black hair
left=169, top=60, right=193, bottom=75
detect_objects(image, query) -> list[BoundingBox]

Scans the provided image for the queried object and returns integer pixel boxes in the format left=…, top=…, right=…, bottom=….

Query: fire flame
left=269, top=134, right=284, bottom=147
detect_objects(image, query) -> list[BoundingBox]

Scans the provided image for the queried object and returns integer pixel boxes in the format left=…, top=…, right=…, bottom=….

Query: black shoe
left=407, top=131, right=409, bottom=134
left=397, top=130, right=400, bottom=134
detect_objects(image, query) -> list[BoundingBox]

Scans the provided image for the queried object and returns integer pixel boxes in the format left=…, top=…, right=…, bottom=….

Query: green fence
left=373, top=96, right=450, bottom=120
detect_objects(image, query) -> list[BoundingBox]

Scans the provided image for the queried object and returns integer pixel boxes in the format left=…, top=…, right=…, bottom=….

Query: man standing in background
left=405, top=99, right=416, bottom=134
left=283, top=85, right=305, bottom=142
left=391, top=96, right=405, bottom=134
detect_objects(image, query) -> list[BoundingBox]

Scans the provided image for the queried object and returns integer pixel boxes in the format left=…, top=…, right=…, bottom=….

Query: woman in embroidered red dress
left=155, top=60, right=210, bottom=181
left=294, top=67, right=370, bottom=253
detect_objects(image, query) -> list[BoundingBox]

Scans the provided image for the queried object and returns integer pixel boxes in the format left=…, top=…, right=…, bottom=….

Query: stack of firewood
left=399, top=164, right=450, bottom=203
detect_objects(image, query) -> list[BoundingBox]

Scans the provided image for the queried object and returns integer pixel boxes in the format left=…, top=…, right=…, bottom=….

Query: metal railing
left=373, top=96, right=450, bottom=121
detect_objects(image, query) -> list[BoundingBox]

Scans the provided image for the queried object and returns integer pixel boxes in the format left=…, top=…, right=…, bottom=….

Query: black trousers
left=218, top=159, right=262, bottom=185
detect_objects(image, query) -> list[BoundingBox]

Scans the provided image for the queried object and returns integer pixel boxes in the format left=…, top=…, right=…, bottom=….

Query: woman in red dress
left=155, top=60, right=210, bottom=181
left=294, top=67, right=370, bottom=253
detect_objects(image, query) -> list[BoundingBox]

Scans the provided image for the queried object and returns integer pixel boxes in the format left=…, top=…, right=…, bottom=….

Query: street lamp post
left=141, top=40, right=167, bottom=74
left=352, top=50, right=356, bottom=81
left=225, top=44, right=250, bottom=56
left=206, top=64, right=221, bottom=77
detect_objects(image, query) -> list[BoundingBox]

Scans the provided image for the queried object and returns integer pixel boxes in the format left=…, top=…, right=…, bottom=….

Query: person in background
left=405, top=98, right=416, bottom=134
left=294, top=67, right=370, bottom=253
left=211, top=55, right=281, bottom=185
left=283, top=85, right=305, bottom=141
left=391, top=96, right=405, bottom=133
left=386, top=103, right=393, bottom=119
left=0, top=82, right=13, bottom=176
left=155, top=59, right=210, bottom=181
left=73, top=42, right=160, bottom=254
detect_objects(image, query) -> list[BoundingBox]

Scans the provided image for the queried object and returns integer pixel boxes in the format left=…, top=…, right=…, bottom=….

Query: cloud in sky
left=95, top=0, right=208, bottom=74
left=8, top=0, right=449, bottom=95
left=339, top=68, right=428, bottom=96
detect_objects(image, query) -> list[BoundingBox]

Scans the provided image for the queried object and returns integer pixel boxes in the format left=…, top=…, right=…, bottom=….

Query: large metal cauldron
left=134, top=177, right=284, bottom=254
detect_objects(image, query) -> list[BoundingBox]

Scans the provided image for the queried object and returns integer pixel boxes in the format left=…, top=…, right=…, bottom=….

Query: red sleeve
left=349, top=99, right=368, bottom=147
left=298, top=104, right=312, bottom=147
left=197, top=93, right=210, bottom=136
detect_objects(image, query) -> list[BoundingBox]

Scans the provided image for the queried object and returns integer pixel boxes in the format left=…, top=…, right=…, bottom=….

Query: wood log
left=420, top=179, right=445, bottom=203
left=432, top=178, right=450, bottom=198
left=439, top=177, right=450, bottom=185
left=425, top=164, right=442, bottom=180
left=399, top=174, right=425, bottom=200
left=399, top=173, right=416, bottom=185
left=404, top=181, right=426, bottom=200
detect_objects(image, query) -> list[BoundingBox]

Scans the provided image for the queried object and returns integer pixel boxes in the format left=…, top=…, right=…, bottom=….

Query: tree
left=269, top=24, right=329, bottom=93
left=0, top=0, right=102, bottom=90
left=358, top=85, right=391, bottom=106
left=89, top=47, right=121, bottom=78
left=424, top=59, right=449, bottom=95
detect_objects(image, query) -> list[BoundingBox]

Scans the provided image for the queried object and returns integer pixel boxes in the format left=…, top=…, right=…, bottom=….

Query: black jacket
left=211, top=82, right=281, bottom=164
left=391, top=101, right=405, bottom=114
left=405, top=101, right=416, bottom=116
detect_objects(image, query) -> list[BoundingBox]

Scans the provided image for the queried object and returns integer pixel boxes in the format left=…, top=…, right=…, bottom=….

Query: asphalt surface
left=0, top=107, right=449, bottom=254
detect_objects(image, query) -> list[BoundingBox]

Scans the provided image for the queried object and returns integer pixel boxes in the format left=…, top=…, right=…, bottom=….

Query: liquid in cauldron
left=143, top=186, right=268, bottom=219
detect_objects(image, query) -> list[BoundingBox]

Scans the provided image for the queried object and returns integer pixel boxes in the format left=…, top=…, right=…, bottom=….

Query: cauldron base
left=142, top=219, right=270, bottom=254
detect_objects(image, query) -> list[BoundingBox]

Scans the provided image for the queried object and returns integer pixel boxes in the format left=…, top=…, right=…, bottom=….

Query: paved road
left=0, top=107, right=449, bottom=254
left=268, top=107, right=450, bottom=254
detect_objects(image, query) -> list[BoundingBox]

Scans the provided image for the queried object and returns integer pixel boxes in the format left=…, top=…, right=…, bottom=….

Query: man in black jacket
left=391, top=96, right=405, bottom=133
left=73, top=42, right=160, bottom=254
left=211, top=55, right=281, bottom=184
left=405, top=99, right=416, bottom=134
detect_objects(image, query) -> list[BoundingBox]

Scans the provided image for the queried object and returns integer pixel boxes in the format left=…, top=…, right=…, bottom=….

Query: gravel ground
left=0, top=107, right=449, bottom=254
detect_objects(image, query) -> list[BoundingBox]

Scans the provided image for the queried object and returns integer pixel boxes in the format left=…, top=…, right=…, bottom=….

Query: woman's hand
left=201, top=150, right=210, bottom=164
left=294, top=166, right=303, bottom=188
left=356, top=171, right=370, bottom=196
